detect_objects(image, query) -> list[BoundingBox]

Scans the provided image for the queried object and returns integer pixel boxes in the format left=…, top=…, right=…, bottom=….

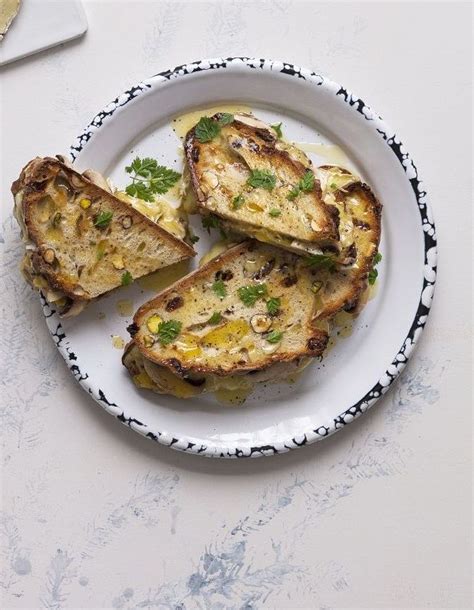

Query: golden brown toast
left=12, top=157, right=195, bottom=315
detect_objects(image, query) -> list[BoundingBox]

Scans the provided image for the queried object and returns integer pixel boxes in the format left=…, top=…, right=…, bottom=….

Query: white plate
left=42, top=57, right=437, bottom=458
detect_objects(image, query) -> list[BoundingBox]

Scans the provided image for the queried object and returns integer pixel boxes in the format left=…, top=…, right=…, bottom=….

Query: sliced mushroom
left=82, top=169, right=112, bottom=192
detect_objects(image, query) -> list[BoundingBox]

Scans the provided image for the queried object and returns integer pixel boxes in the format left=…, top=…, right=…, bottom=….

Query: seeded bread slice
left=185, top=113, right=340, bottom=255
left=127, top=240, right=329, bottom=379
left=12, top=157, right=195, bottom=315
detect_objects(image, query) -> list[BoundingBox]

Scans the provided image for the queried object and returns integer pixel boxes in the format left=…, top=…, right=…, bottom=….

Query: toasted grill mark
left=253, top=258, right=275, bottom=280
left=215, top=269, right=234, bottom=282
left=127, top=323, right=139, bottom=337
left=281, top=274, right=298, bottom=287
left=253, top=128, right=276, bottom=143
left=191, top=146, right=200, bottom=163
left=353, top=217, right=370, bottom=230
left=307, top=336, right=326, bottom=352
left=166, top=296, right=184, bottom=312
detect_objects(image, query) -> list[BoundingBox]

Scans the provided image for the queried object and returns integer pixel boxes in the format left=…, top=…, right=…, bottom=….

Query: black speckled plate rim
left=41, top=57, right=438, bottom=458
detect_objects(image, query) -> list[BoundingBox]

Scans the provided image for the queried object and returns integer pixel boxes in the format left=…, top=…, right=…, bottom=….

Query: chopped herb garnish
left=271, top=122, right=283, bottom=138
left=52, top=212, right=62, bottom=227
left=287, top=185, right=300, bottom=201
left=247, top=169, right=276, bottom=191
left=195, top=116, right=220, bottom=143
left=218, top=113, right=234, bottom=126
left=125, top=157, right=181, bottom=202
left=157, top=319, right=182, bottom=345
left=269, top=208, right=281, bottom=217
left=190, top=234, right=200, bottom=244
left=330, top=182, right=337, bottom=189
left=368, top=252, right=382, bottom=285
left=238, top=283, right=268, bottom=306
left=212, top=279, right=227, bottom=300
left=201, top=214, right=221, bottom=233
left=299, top=170, right=315, bottom=192
left=266, top=297, right=281, bottom=315
left=121, top=271, right=133, bottom=286
left=266, top=330, right=283, bottom=344
left=306, top=254, right=336, bottom=271
left=208, top=311, right=223, bottom=325
left=287, top=170, right=315, bottom=201
left=94, top=211, right=113, bottom=228
left=232, top=194, right=245, bottom=209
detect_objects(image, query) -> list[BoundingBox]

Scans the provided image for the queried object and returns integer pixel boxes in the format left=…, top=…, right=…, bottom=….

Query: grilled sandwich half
left=12, top=157, right=195, bottom=316
left=185, top=113, right=342, bottom=257
left=123, top=163, right=380, bottom=400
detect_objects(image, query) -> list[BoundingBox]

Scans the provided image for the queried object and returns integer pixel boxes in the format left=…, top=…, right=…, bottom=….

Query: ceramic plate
left=42, top=57, right=437, bottom=458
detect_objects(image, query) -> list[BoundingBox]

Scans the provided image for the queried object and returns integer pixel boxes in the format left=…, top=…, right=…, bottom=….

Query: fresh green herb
left=157, top=319, right=182, bottom=345
left=212, top=279, right=227, bottom=300
left=121, top=271, right=133, bottom=286
left=271, top=122, right=283, bottom=138
left=232, top=194, right=245, bottom=209
left=287, top=170, right=315, bottom=200
left=306, top=254, right=336, bottom=271
left=287, top=185, right=300, bottom=201
left=190, top=234, right=200, bottom=244
left=125, top=157, right=181, bottom=202
left=330, top=182, right=337, bottom=189
left=266, top=297, right=281, bottom=315
left=195, top=116, right=220, bottom=143
left=208, top=311, right=223, bottom=325
left=266, top=330, right=283, bottom=344
left=269, top=208, right=281, bottom=217
left=238, top=283, right=268, bottom=306
left=94, top=211, right=113, bottom=228
left=368, top=252, right=382, bottom=285
left=201, top=215, right=221, bottom=233
left=247, top=169, right=276, bottom=191
left=218, top=113, right=234, bottom=126
left=299, top=170, right=315, bottom=192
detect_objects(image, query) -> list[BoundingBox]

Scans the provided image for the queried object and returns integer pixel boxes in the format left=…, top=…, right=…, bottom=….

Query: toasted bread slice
left=12, top=157, right=195, bottom=315
left=185, top=113, right=340, bottom=255
left=127, top=240, right=329, bottom=379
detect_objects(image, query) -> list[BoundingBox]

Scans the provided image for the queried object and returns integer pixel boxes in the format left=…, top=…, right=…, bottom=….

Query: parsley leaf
left=287, top=185, right=300, bottom=201
left=271, top=122, right=283, bottom=138
left=238, top=283, right=268, bottom=306
left=195, top=116, right=220, bottom=143
left=121, top=271, right=133, bottom=286
left=190, top=234, right=200, bottom=244
left=368, top=268, right=378, bottom=285
left=94, top=211, right=113, bottom=228
left=306, top=254, right=336, bottom=271
left=266, top=330, right=283, bottom=344
left=299, top=170, right=315, bottom=192
left=368, top=252, right=382, bottom=285
left=125, top=157, right=181, bottom=202
left=218, top=113, right=234, bottom=126
left=266, top=297, right=281, bottom=315
left=232, top=194, right=245, bottom=209
left=157, top=320, right=182, bottom=346
left=201, top=215, right=221, bottom=233
left=247, top=169, right=276, bottom=191
left=269, top=208, right=281, bottom=217
left=212, top=279, right=227, bottom=300
left=208, top=311, right=222, bottom=325
left=287, top=170, right=315, bottom=201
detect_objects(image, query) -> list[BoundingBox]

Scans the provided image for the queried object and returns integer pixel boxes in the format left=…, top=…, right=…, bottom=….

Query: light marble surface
left=1, top=2, right=472, bottom=608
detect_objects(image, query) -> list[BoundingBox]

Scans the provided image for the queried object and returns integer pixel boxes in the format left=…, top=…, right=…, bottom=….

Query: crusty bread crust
left=12, top=157, right=195, bottom=304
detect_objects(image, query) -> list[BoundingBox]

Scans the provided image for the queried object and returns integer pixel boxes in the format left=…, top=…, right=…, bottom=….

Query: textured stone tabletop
left=1, top=2, right=472, bottom=608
